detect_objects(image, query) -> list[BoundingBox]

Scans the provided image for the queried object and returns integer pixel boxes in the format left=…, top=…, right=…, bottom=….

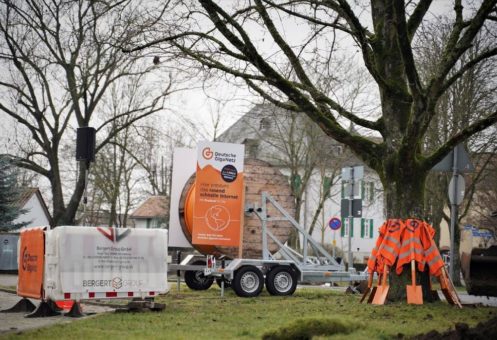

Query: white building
left=12, top=187, right=51, bottom=228
left=218, top=103, right=385, bottom=263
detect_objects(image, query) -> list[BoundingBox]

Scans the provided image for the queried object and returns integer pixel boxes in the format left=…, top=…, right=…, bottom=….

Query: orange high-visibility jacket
left=396, top=219, right=426, bottom=274
left=421, top=223, right=445, bottom=277
left=377, top=219, right=404, bottom=267
left=367, top=222, right=387, bottom=273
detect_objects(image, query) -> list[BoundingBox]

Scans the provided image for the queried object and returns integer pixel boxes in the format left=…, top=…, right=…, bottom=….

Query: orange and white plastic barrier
left=17, top=227, right=46, bottom=299
left=17, top=226, right=169, bottom=303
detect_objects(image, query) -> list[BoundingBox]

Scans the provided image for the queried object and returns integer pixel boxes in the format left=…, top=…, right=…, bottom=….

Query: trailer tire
left=184, top=260, right=214, bottom=290
left=265, top=266, right=297, bottom=296
left=233, top=266, right=264, bottom=297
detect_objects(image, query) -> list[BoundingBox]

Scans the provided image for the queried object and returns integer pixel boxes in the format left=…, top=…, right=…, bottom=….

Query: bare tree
left=0, top=0, right=172, bottom=225
left=416, top=20, right=497, bottom=284
left=126, top=0, right=497, bottom=300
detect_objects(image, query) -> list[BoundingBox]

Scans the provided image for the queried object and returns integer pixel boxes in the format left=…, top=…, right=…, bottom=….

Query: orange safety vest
left=421, top=222, right=445, bottom=277
left=367, top=222, right=387, bottom=273
left=396, top=219, right=425, bottom=275
left=377, top=219, right=404, bottom=267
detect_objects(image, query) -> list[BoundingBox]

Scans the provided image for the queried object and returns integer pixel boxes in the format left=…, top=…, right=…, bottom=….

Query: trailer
left=170, top=192, right=367, bottom=297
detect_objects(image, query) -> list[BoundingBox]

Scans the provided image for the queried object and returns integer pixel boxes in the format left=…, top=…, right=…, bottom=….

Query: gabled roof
left=14, top=187, right=51, bottom=221
left=15, top=187, right=39, bottom=208
left=130, top=196, right=169, bottom=219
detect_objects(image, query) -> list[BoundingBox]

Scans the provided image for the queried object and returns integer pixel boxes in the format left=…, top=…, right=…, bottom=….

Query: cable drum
left=178, top=158, right=295, bottom=259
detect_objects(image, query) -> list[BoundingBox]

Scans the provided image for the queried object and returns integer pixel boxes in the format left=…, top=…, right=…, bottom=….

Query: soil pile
left=412, top=316, right=497, bottom=340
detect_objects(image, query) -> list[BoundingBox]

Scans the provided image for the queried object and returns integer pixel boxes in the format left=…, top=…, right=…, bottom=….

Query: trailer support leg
left=176, top=250, right=182, bottom=292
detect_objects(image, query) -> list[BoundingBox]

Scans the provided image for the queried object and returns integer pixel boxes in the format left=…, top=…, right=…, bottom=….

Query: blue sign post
left=328, top=217, right=341, bottom=258
left=328, top=217, right=342, bottom=230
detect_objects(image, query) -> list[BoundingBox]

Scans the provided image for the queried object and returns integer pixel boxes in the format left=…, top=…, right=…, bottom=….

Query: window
left=361, top=218, right=374, bottom=238
left=341, top=218, right=354, bottom=237
left=361, top=181, right=375, bottom=203
left=259, top=118, right=271, bottom=130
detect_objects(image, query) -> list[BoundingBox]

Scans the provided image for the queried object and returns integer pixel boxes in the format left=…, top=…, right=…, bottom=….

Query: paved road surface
left=0, top=274, right=115, bottom=336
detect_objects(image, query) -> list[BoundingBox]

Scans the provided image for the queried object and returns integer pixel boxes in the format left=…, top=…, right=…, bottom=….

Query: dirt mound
left=412, top=317, right=497, bottom=340
left=262, top=318, right=358, bottom=340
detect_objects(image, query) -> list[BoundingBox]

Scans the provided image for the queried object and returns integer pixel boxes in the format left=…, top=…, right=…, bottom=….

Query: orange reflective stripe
left=396, top=219, right=426, bottom=274
left=377, top=219, right=404, bottom=266
left=398, top=246, right=424, bottom=260
left=421, top=222, right=445, bottom=276
left=367, top=221, right=389, bottom=272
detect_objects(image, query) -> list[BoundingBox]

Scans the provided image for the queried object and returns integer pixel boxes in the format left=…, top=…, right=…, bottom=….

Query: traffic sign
left=341, top=166, right=364, bottom=181
left=432, top=144, right=474, bottom=172
left=448, top=175, right=465, bottom=205
left=340, top=199, right=362, bottom=218
left=328, top=217, right=341, bottom=230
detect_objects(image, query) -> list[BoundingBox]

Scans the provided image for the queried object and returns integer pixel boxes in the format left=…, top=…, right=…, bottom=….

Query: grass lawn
left=2, top=285, right=495, bottom=339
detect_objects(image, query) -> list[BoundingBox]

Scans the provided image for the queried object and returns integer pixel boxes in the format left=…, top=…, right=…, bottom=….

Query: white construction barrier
left=44, top=226, right=168, bottom=301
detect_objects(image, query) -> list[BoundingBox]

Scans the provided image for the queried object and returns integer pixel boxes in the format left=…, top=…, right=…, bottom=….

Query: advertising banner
left=168, top=147, right=196, bottom=248
left=17, top=227, right=45, bottom=299
left=193, top=142, right=245, bottom=246
left=48, top=227, right=168, bottom=295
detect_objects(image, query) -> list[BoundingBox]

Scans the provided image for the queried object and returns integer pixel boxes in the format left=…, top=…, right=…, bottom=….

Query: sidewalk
left=0, top=274, right=17, bottom=288
left=0, top=274, right=115, bottom=336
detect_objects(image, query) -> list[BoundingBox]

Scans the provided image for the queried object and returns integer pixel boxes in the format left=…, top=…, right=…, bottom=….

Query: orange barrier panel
left=17, top=228, right=45, bottom=299
left=55, top=300, right=74, bottom=310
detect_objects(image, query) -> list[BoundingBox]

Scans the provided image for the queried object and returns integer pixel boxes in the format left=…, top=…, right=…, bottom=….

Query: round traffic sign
left=448, top=175, right=465, bottom=205
left=328, top=217, right=341, bottom=230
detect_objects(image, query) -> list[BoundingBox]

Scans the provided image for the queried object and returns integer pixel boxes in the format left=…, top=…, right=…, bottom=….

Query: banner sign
left=193, top=141, right=245, bottom=246
left=51, top=227, right=168, bottom=294
left=168, top=147, right=197, bottom=248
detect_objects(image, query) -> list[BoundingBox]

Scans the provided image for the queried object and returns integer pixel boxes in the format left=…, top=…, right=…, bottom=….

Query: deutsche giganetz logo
left=96, top=227, right=131, bottom=243
left=22, top=247, right=28, bottom=271
left=22, top=247, right=38, bottom=272
left=112, top=277, right=123, bottom=289
left=202, top=147, right=213, bottom=160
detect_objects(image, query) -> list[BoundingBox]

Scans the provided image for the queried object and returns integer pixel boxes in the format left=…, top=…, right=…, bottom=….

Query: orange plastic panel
left=17, top=228, right=45, bottom=299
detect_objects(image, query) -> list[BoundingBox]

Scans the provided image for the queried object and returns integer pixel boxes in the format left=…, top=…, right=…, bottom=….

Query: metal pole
left=176, top=250, right=182, bottom=292
left=449, top=147, right=459, bottom=282
left=348, top=167, right=354, bottom=272
left=82, top=161, right=90, bottom=225
left=332, top=232, right=336, bottom=258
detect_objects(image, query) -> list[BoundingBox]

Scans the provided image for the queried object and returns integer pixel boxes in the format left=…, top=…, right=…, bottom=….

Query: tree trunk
left=289, top=195, right=303, bottom=249
left=381, top=166, right=439, bottom=302
left=57, top=162, right=88, bottom=226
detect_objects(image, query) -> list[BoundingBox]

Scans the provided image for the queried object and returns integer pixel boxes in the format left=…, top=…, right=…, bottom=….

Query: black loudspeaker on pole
left=76, top=127, right=96, bottom=163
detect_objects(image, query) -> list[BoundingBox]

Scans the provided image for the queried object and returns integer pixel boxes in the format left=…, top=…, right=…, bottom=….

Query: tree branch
left=422, top=109, right=497, bottom=171
left=406, top=0, right=433, bottom=41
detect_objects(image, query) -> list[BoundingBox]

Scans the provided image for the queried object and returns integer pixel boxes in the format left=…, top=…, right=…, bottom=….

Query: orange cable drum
left=179, top=158, right=295, bottom=259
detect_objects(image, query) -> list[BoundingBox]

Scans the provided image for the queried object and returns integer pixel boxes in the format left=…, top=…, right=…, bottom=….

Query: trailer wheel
left=184, top=260, right=214, bottom=290
left=233, top=266, right=264, bottom=297
left=265, top=266, right=297, bottom=296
